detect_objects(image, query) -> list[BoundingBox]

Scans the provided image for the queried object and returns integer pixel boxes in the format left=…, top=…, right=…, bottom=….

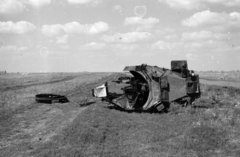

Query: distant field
left=198, top=71, right=240, bottom=88
left=0, top=72, right=86, bottom=91
left=198, top=71, right=240, bottom=82
left=0, top=72, right=240, bottom=157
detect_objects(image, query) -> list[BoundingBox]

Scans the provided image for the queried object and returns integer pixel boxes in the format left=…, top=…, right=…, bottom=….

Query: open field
left=198, top=71, right=240, bottom=82
left=0, top=72, right=240, bottom=157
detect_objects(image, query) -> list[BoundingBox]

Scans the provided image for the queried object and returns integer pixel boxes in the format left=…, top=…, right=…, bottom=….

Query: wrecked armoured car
left=92, top=60, right=201, bottom=112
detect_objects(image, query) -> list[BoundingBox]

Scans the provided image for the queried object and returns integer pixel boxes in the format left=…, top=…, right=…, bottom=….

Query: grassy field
left=198, top=71, right=240, bottom=81
left=0, top=72, right=240, bottom=157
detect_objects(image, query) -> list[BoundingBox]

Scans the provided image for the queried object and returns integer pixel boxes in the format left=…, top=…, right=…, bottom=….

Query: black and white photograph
left=0, top=0, right=240, bottom=156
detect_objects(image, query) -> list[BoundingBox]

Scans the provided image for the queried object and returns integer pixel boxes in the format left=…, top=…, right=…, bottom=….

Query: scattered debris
left=35, top=94, right=69, bottom=104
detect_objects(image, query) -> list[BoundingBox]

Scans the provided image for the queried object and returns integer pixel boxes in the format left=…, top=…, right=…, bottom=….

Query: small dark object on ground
left=35, top=94, right=69, bottom=104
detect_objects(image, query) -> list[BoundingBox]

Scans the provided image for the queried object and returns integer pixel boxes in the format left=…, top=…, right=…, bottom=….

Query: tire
left=35, top=94, right=69, bottom=104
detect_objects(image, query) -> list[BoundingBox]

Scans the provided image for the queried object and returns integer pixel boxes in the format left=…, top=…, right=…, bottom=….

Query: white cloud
left=151, top=40, right=210, bottom=51
left=124, top=17, right=159, bottom=26
left=0, top=0, right=26, bottom=14
left=112, top=5, right=122, bottom=11
left=67, top=0, right=101, bottom=5
left=182, top=31, right=228, bottom=41
left=165, top=34, right=178, bottom=41
left=151, top=40, right=176, bottom=50
left=63, top=22, right=85, bottom=34
left=41, top=24, right=65, bottom=36
left=0, top=45, right=29, bottom=54
left=102, top=32, right=152, bottom=43
left=204, top=0, right=240, bottom=7
left=18, top=46, right=29, bottom=51
left=80, top=42, right=106, bottom=50
left=27, top=0, right=51, bottom=8
left=182, top=11, right=240, bottom=31
left=182, top=10, right=226, bottom=27
left=88, top=22, right=109, bottom=34
left=41, top=21, right=109, bottom=36
left=151, top=38, right=233, bottom=53
left=124, top=17, right=159, bottom=31
left=0, top=45, right=17, bottom=52
left=158, top=0, right=198, bottom=10
left=64, top=21, right=109, bottom=34
left=158, top=0, right=240, bottom=10
left=0, top=21, right=36, bottom=34
left=0, top=0, right=51, bottom=14
left=113, top=44, right=140, bottom=51
left=60, top=45, right=70, bottom=49
left=186, top=53, right=199, bottom=60
left=56, top=35, right=68, bottom=44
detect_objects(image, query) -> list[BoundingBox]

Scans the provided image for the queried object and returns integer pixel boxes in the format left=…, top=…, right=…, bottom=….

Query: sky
left=0, top=0, right=240, bottom=72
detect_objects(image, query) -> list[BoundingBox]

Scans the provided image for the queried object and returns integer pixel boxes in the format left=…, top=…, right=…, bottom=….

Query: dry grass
left=1, top=72, right=240, bottom=156
left=182, top=84, right=240, bottom=157
left=198, top=71, right=240, bottom=81
left=0, top=72, right=111, bottom=112
left=0, top=72, right=113, bottom=154
left=25, top=84, right=240, bottom=157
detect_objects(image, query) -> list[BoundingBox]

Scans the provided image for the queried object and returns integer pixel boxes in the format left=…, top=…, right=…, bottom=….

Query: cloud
left=18, top=46, right=29, bottom=51
left=182, top=31, right=228, bottom=41
left=112, top=5, right=122, bottom=11
left=0, top=0, right=26, bottom=14
left=182, top=10, right=226, bottom=27
left=186, top=53, right=199, bottom=60
left=102, top=32, right=152, bottom=43
left=165, top=34, right=178, bottom=41
left=41, top=24, right=65, bottom=36
left=158, top=0, right=198, bottom=10
left=151, top=40, right=176, bottom=50
left=124, top=17, right=159, bottom=31
left=113, top=44, right=140, bottom=51
left=124, top=17, right=159, bottom=26
left=56, top=35, right=68, bottom=44
left=80, top=42, right=106, bottom=50
left=0, top=45, right=17, bottom=52
left=0, top=0, right=51, bottom=14
left=151, top=40, right=212, bottom=51
left=204, top=0, right=240, bottom=7
left=182, top=10, right=240, bottom=31
left=42, top=21, right=109, bottom=36
left=60, top=45, right=70, bottom=49
left=64, top=21, right=109, bottom=34
left=158, top=0, right=240, bottom=10
left=67, top=0, right=101, bottom=5
left=88, top=22, right=109, bottom=34
left=0, top=21, right=36, bottom=34
left=27, top=0, right=51, bottom=8
left=152, top=37, right=234, bottom=54
left=0, top=45, right=29, bottom=54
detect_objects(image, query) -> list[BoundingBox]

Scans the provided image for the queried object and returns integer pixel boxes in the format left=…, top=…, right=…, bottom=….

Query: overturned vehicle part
left=35, top=94, right=69, bottom=104
left=93, top=60, right=201, bottom=112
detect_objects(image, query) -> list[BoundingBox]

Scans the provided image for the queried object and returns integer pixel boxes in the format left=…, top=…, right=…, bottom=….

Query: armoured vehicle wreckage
left=92, top=60, right=201, bottom=112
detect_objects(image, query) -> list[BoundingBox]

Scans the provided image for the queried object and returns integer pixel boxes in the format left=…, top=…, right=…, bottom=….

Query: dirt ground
left=0, top=72, right=240, bottom=157
left=0, top=73, right=118, bottom=157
